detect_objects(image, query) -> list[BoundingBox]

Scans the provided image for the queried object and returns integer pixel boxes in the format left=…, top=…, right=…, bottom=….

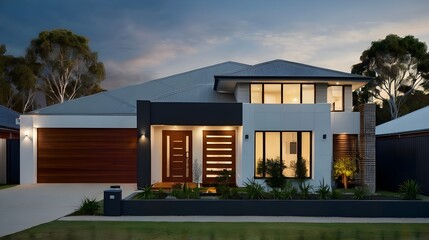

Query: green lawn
left=2, top=221, right=429, bottom=240
left=0, top=185, right=16, bottom=190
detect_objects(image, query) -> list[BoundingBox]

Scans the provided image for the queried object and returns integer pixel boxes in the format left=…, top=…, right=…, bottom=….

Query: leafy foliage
left=171, top=183, right=200, bottom=199
left=75, top=197, right=100, bottom=215
left=216, top=169, right=235, bottom=199
left=330, top=189, right=341, bottom=200
left=352, top=34, right=429, bottom=120
left=295, top=157, right=308, bottom=181
left=244, top=179, right=267, bottom=199
left=26, top=29, right=105, bottom=105
left=257, top=158, right=286, bottom=189
left=315, top=179, right=330, bottom=200
left=399, top=179, right=421, bottom=200
left=353, top=186, right=368, bottom=200
left=333, top=157, right=357, bottom=189
left=298, top=181, right=313, bottom=199
left=135, top=186, right=157, bottom=199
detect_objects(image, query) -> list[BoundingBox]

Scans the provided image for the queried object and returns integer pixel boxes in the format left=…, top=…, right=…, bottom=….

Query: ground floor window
left=255, top=131, right=311, bottom=178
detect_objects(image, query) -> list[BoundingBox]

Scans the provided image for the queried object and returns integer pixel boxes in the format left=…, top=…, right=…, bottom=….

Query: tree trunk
left=342, top=174, right=348, bottom=190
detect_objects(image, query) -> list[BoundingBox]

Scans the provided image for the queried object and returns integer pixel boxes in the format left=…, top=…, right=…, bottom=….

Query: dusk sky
left=1, top=0, right=429, bottom=90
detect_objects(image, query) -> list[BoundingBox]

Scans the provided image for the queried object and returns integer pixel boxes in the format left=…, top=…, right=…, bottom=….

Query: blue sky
left=1, top=0, right=429, bottom=90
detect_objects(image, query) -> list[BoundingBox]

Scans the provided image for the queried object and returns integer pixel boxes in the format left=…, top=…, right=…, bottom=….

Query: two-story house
left=20, top=60, right=375, bottom=191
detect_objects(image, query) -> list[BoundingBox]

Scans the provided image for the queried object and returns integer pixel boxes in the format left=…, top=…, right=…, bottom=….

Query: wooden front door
left=162, top=131, right=192, bottom=182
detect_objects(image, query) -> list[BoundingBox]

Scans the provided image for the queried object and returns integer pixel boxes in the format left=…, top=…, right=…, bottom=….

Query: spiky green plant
left=298, top=181, right=312, bottom=199
left=353, top=186, right=368, bottom=200
left=399, top=179, right=421, bottom=200
left=315, top=179, right=330, bottom=200
left=76, top=197, right=100, bottom=215
left=244, top=179, right=267, bottom=199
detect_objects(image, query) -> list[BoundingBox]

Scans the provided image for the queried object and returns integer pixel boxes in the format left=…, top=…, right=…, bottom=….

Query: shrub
left=331, top=189, right=341, bottom=200
left=282, top=181, right=298, bottom=200
left=295, top=157, right=308, bottom=181
left=298, top=181, right=313, bottom=199
left=353, top=186, right=368, bottom=200
left=171, top=183, right=200, bottom=199
left=257, top=158, right=286, bottom=189
left=76, top=197, right=100, bottom=215
left=215, top=169, right=235, bottom=199
left=316, top=179, right=330, bottom=200
left=399, top=179, right=421, bottom=200
left=135, top=186, right=157, bottom=199
left=244, top=179, right=267, bottom=199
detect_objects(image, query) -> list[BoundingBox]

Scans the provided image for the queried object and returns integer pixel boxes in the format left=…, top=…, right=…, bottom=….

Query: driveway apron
left=0, top=183, right=136, bottom=237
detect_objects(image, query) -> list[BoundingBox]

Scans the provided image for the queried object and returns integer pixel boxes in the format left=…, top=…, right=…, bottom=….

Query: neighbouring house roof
left=376, top=106, right=429, bottom=136
left=30, top=61, right=249, bottom=115
left=0, top=105, right=20, bottom=130
left=214, top=59, right=371, bottom=93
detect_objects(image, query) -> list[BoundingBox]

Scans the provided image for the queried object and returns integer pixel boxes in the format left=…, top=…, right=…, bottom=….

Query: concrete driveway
left=0, top=183, right=136, bottom=237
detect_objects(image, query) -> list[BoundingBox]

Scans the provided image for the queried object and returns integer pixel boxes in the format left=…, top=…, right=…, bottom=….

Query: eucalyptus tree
left=352, top=34, right=429, bottom=119
left=26, top=29, right=105, bottom=105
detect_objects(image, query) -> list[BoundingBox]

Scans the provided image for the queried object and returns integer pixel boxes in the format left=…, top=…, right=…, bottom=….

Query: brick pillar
left=359, top=104, right=376, bottom=193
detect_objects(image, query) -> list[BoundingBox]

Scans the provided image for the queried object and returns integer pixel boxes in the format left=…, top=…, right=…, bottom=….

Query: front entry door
left=162, top=131, right=192, bottom=182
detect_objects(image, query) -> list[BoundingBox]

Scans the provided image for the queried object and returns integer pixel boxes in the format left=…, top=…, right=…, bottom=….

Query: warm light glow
left=336, top=82, right=339, bottom=85
left=292, top=98, right=298, bottom=102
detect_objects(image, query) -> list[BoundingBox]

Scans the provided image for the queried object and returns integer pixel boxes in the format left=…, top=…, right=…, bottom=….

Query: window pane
left=282, top=132, right=298, bottom=177
left=302, top=84, right=315, bottom=104
left=283, top=84, right=300, bottom=103
left=264, top=84, right=282, bottom=104
left=328, top=86, right=343, bottom=111
left=301, top=132, right=311, bottom=177
left=250, top=84, right=263, bottom=103
left=265, top=132, right=280, bottom=161
left=255, top=132, right=263, bottom=177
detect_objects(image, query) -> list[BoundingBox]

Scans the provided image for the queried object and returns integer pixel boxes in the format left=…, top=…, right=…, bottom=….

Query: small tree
left=295, top=157, right=308, bottom=182
left=333, top=157, right=357, bottom=190
left=257, top=158, right=286, bottom=189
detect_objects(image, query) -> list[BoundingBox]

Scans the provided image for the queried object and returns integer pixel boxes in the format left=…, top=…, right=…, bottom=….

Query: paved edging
left=59, top=215, right=429, bottom=223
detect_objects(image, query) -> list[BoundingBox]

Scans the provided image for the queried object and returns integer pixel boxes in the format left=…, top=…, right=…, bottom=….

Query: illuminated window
left=283, top=84, right=300, bottom=103
left=327, top=86, right=343, bottom=111
left=302, top=84, right=315, bottom=104
left=255, top=131, right=311, bottom=178
left=264, top=84, right=282, bottom=104
left=250, top=84, right=263, bottom=103
left=250, top=83, right=315, bottom=104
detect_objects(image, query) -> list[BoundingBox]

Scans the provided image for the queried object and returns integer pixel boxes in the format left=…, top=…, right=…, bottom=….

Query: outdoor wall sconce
left=138, top=131, right=146, bottom=138
left=245, top=134, right=249, bottom=140
left=322, top=134, right=327, bottom=140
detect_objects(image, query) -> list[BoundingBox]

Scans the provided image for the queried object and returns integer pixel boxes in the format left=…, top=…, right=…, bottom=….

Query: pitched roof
left=214, top=59, right=371, bottom=92
left=31, top=61, right=249, bottom=115
left=376, top=106, right=429, bottom=136
left=0, top=105, right=20, bottom=130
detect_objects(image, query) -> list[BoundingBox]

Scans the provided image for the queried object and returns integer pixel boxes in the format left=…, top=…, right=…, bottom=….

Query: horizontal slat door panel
left=37, top=128, right=137, bottom=183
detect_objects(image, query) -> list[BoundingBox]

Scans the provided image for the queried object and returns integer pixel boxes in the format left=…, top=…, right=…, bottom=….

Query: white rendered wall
left=331, top=112, right=360, bottom=134
left=19, top=114, right=136, bottom=184
left=151, top=125, right=242, bottom=185
left=234, top=83, right=250, bottom=103
left=241, top=103, right=333, bottom=187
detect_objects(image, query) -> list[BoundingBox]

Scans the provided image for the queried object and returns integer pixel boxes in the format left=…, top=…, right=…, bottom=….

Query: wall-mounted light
left=245, top=134, right=249, bottom=140
left=322, top=134, right=327, bottom=140
left=138, top=131, right=146, bottom=138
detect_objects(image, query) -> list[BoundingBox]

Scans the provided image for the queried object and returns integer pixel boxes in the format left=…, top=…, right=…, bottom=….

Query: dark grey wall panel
left=6, top=139, right=19, bottom=184
left=137, top=101, right=151, bottom=189
left=376, top=133, right=429, bottom=195
left=121, top=199, right=429, bottom=217
left=150, top=102, right=242, bottom=126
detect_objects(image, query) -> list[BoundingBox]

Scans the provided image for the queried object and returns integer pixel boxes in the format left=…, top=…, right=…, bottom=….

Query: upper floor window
left=327, top=86, right=344, bottom=111
left=250, top=83, right=315, bottom=104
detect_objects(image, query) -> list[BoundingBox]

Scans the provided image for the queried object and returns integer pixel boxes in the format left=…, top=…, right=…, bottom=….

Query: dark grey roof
left=217, top=59, right=369, bottom=79
left=214, top=59, right=371, bottom=93
left=31, top=61, right=249, bottom=115
left=0, top=105, right=20, bottom=129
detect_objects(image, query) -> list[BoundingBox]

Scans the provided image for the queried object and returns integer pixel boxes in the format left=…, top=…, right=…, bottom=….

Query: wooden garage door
left=37, top=128, right=137, bottom=183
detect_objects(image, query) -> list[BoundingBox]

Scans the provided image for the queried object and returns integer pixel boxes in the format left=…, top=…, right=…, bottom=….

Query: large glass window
left=255, top=131, right=311, bottom=178
left=327, top=86, right=343, bottom=111
left=283, top=84, right=300, bottom=103
left=250, top=83, right=315, bottom=104
left=302, top=84, right=315, bottom=104
left=264, top=84, right=282, bottom=104
left=250, top=84, right=263, bottom=103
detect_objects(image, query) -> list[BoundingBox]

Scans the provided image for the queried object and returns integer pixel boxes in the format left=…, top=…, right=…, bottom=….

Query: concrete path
left=60, top=215, right=429, bottom=224
left=0, top=183, right=136, bottom=237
